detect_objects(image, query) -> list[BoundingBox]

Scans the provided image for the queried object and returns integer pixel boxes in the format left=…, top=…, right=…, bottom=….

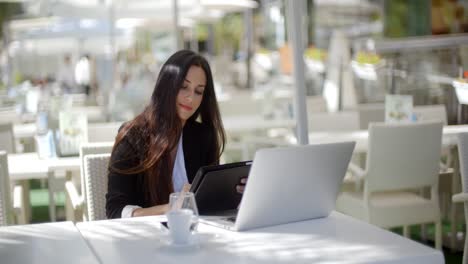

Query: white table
left=8, top=153, right=80, bottom=180
left=8, top=153, right=81, bottom=222
left=13, top=123, right=36, bottom=140
left=0, top=221, right=99, bottom=264
left=76, top=212, right=443, bottom=264
left=265, top=124, right=468, bottom=153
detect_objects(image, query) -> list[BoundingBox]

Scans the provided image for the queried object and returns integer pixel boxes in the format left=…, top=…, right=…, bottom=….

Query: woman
left=106, top=50, right=226, bottom=218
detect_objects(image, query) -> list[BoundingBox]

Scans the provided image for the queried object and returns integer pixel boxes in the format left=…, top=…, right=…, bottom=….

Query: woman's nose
left=184, top=90, right=194, bottom=101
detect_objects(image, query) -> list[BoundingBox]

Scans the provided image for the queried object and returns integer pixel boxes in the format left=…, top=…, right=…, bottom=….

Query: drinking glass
left=168, top=192, right=199, bottom=232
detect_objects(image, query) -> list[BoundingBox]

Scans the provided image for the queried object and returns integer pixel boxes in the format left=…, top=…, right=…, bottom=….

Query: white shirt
left=75, top=57, right=90, bottom=85
left=57, top=64, right=75, bottom=87
left=121, top=134, right=188, bottom=218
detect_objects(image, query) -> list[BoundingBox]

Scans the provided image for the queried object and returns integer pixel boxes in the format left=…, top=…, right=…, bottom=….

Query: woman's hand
left=132, top=204, right=170, bottom=217
left=236, top=177, right=248, bottom=194
left=132, top=183, right=192, bottom=217
left=182, top=183, right=191, bottom=192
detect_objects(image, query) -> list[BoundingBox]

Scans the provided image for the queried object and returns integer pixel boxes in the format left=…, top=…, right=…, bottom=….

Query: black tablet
left=190, top=161, right=252, bottom=215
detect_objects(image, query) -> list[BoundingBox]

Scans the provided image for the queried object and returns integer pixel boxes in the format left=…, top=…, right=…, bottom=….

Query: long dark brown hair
left=111, top=50, right=225, bottom=205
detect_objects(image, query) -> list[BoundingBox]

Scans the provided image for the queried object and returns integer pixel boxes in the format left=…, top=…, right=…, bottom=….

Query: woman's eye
left=195, top=90, right=204, bottom=95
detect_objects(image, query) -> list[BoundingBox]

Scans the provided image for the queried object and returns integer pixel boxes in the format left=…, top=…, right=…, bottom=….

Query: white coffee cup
left=166, top=209, right=194, bottom=245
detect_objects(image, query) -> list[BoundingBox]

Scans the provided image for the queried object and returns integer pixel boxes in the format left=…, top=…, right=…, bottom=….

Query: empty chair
left=0, top=150, right=26, bottom=226
left=413, top=105, right=455, bottom=243
left=452, top=132, right=468, bottom=264
left=0, top=123, right=15, bottom=153
left=65, top=142, right=114, bottom=221
left=336, top=121, right=443, bottom=250
left=84, top=153, right=111, bottom=221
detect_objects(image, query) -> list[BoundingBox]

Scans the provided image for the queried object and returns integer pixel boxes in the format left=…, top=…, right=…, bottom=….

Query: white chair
left=83, top=153, right=111, bottom=221
left=0, top=150, right=26, bottom=226
left=65, top=142, right=114, bottom=221
left=0, top=123, right=16, bottom=153
left=336, top=121, right=443, bottom=250
left=413, top=105, right=458, bottom=245
left=452, top=132, right=468, bottom=263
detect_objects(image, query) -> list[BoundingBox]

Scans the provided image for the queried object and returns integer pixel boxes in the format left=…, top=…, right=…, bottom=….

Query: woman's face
left=176, top=65, right=206, bottom=125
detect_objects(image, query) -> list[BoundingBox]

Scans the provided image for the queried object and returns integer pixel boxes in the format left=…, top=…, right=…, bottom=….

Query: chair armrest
left=439, top=162, right=454, bottom=174
left=65, top=181, right=84, bottom=209
left=12, top=185, right=23, bottom=211
left=348, top=162, right=366, bottom=179
left=452, top=193, right=468, bottom=203
left=12, top=185, right=27, bottom=224
left=347, top=162, right=366, bottom=192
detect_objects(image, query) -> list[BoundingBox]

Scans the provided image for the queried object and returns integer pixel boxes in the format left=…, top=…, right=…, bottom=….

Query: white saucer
left=159, top=233, right=201, bottom=250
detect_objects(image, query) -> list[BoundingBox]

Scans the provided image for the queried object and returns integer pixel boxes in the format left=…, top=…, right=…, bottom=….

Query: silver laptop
left=201, top=141, right=355, bottom=231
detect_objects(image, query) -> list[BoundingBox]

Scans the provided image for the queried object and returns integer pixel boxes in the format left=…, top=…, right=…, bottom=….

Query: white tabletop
left=76, top=212, right=443, bottom=264
left=0, top=221, right=99, bottom=264
left=305, top=124, right=468, bottom=153
left=8, top=152, right=81, bottom=181
left=13, top=123, right=36, bottom=140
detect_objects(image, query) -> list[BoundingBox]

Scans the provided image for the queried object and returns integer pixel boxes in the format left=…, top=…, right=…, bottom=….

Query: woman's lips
left=179, top=104, right=193, bottom=111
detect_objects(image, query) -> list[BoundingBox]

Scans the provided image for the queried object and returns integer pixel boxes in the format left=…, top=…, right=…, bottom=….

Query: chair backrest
left=308, top=111, right=360, bottom=132
left=366, top=121, right=443, bottom=193
left=0, top=123, right=15, bottom=153
left=84, top=153, right=111, bottom=221
left=458, top=133, right=468, bottom=194
left=80, top=142, right=114, bottom=219
left=413, top=105, right=447, bottom=125
left=0, top=150, right=12, bottom=226
left=87, top=122, right=122, bottom=143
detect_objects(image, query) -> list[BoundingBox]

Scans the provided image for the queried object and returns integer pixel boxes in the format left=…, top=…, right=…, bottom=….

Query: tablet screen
left=190, top=161, right=251, bottom=215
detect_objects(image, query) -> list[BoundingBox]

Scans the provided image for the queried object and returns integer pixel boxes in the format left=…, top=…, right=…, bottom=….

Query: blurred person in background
left=75, top=54, right=92, bottom=95
left=57, top=54, right=75, bottom=94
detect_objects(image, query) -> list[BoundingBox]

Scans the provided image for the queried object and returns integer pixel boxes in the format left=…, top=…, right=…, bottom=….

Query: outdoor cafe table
left=76, top=211, right=443, bottom=264
left=0, top=221, right=99, bottom=264
left=8, top=152, right=81, bottom=221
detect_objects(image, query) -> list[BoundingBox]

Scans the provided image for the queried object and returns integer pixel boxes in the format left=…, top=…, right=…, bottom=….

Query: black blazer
left=105, top=120, right=216, bottom=219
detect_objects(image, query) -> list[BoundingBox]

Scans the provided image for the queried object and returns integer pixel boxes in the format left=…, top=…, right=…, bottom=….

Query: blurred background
left=1, top=1, right=468, bottom=262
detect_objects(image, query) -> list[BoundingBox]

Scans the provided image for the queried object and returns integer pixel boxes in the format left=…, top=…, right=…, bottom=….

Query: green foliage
left=214, top=13, right=243, bottom=55
left=384, top=0, right=431, bottom=38
left=0, top=3, right=23, bottom=39
left=196, top=24, right=209, bottom=41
